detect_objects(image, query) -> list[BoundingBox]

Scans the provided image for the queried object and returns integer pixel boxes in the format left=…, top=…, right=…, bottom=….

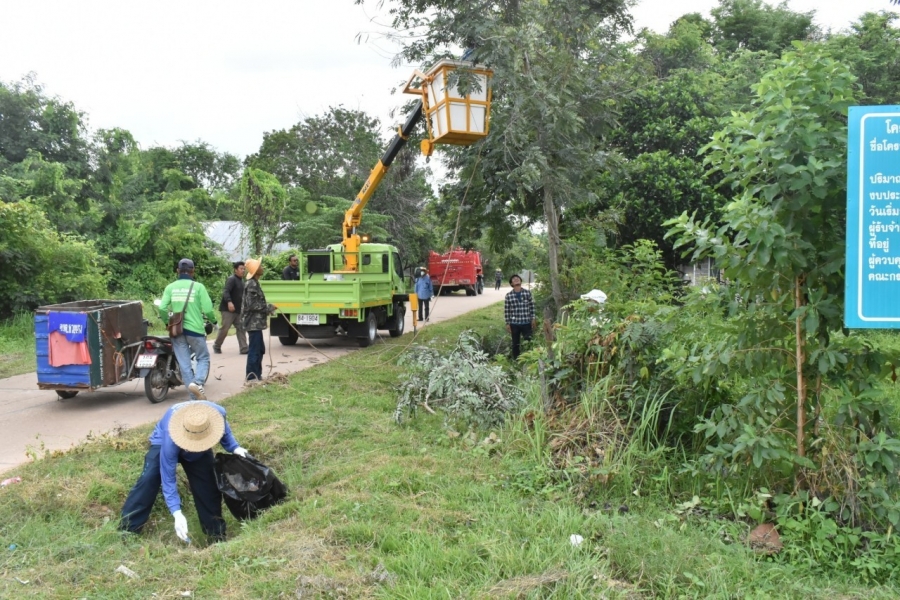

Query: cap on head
left=245, top=258, right=262, bottom=279
left=167, top=402, right=225, bottom=452
left=178, top=258, right=195, bottom=271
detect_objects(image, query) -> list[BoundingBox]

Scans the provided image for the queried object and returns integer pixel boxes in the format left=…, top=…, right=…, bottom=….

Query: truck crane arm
left=341, top=100, right=424, bottom=263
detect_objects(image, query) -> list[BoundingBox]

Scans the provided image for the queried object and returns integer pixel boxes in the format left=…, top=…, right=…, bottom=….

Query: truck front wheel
left=358, top=311, right=378, bottom=347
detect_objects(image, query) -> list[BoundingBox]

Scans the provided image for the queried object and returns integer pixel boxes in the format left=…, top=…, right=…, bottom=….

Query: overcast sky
left=1, top=0, right=896, bottom=159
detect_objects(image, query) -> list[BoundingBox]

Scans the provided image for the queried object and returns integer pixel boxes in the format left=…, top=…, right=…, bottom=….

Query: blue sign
left=845, top=106, right=900, bottom=328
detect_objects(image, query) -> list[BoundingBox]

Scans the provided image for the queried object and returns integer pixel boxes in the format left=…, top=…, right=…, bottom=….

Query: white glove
left=173, top=510, right=190, bottom=542
left=234, top=447, right=249, bottom=458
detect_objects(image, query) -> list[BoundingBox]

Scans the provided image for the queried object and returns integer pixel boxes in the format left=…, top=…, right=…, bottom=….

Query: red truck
left=428, top=249, right=484, bottom=296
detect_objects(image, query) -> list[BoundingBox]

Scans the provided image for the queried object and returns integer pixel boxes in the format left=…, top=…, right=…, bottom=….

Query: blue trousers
left=172, top=333, right=210, bottom=397
left=246, top=330, right=265, bottom=381
left=119, top=445, right=225, bottom=539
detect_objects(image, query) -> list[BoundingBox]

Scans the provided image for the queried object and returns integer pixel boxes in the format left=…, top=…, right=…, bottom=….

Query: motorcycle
left=135, top=335, right=184, bottom=403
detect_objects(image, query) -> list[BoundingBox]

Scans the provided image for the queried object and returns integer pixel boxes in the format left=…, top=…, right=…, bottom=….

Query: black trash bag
left=214, top=453, right=288, bottom=521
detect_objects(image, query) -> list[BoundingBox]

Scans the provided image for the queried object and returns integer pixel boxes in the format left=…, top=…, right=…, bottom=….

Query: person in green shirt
left=159, top=258, right=217, bottom=400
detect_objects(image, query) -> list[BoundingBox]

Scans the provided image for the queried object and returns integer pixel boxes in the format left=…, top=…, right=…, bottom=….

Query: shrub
left=394, top=330, right=524, bottom=429
left=0, top=200, right=107, bottom=317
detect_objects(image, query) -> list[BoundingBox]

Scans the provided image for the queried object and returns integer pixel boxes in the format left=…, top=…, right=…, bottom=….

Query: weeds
left=394, top=330, right=524, bottom=429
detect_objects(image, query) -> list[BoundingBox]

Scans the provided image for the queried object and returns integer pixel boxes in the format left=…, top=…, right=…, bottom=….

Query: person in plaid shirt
left=504, top=274, right=536, bottom=359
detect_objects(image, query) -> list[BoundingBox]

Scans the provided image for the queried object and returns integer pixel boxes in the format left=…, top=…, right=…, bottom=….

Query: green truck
left=262, top=59, right=492, bottom=347
left=264, top=243, right=409, bottom=347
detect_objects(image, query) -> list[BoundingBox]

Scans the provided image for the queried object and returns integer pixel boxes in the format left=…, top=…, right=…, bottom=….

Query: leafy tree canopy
left=0, top=74, right=89, bottom=176
left=709, top=0, right=819, bottom=55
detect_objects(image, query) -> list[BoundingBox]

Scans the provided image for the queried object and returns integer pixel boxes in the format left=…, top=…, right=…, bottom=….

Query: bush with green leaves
left=0, top=199, right=107, bottom=317
left=665, top=42, right=900, bottom=537
left=394, top=331, right=524, bottom=429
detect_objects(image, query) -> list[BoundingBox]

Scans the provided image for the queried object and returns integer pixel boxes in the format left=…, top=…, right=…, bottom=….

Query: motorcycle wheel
left=144, top=358, right=170, bottom=403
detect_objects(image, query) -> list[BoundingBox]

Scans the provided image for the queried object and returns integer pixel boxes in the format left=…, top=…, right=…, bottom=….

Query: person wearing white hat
left=119, top=401, right=249, bottom=543
left=414, top=266, right=433, bottom=322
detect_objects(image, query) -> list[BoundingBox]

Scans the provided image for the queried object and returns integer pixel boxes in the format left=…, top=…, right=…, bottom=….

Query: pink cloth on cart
left=48, top=331, right=92, bottom=367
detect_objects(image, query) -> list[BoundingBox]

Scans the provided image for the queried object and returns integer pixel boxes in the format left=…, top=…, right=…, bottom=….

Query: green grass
left=0, top=305, right=896, bottom=598
left=0, top=312, right=36, bottom=378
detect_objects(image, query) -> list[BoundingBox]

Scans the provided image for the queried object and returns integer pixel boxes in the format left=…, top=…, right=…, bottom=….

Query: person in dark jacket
left=282, top=254, right=300, bottom=280
left=242, top=258, right=276, bottom=381
left=213, top=261, right=248, bottom=355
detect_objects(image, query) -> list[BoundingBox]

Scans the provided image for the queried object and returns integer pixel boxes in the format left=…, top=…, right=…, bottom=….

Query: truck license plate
left=136, top=354, right=157, bottom=368
left=296, top=314, right=320, bottom=326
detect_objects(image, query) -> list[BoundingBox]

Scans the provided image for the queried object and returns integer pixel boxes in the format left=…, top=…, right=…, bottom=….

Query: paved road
left=0, top=289, right=505, bottom=474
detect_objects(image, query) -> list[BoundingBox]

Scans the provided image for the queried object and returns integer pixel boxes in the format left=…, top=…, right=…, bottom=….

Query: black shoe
left=213, top=346, right=222, bottom=354
left=239, top=350, right=248, bottom=355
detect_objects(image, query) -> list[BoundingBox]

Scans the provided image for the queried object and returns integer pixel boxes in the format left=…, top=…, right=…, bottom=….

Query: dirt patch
left=487, top=570, right=569, bottom=597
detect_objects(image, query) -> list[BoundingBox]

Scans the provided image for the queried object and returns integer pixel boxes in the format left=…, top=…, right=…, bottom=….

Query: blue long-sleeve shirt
left=415, top=276, right=434, bottom=300
left=149, top=401, right=240, bottom=513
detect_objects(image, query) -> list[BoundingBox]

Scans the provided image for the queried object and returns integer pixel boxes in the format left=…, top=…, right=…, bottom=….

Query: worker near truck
left=282, top=254, right=300, bottom=281
left=213, top=261, right=248, bottom=355
left=504, top=274, right=536, bottom=359
left=119, top=400, right=250, bottom=543
left=242, top=258, right=277, bottom=381
left=494, top=268, right=503, bottom=291
left=415, top=266, right=434, bottom=322
left=159, top=258, right=216, bottom=400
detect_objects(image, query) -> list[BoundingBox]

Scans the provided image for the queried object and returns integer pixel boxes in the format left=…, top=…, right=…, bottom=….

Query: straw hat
left=245, top=258, right=262, bottom=280
left=168, top=402, right=225, bottom=452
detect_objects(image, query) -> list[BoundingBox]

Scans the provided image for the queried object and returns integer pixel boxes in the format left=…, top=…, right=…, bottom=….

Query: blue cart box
left=35, top=300, right=145, bottom=394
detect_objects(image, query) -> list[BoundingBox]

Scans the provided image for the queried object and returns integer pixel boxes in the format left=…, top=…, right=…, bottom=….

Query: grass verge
left=0, top=304, right=896, bottom=598
left=0, top=312, right=36, bottom=379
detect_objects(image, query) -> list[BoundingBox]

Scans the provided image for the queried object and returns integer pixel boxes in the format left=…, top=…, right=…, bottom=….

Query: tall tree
left=362, top=0, right=633, bottom=310
left=709, top=0, right=819, bottom=55
left=0, top=75, right=89, bottom=177
left=246, top=105, right=434, bottom=258
left=825, top=11, right=900, bottom=105
left=239, top=167, right=292, bottom=256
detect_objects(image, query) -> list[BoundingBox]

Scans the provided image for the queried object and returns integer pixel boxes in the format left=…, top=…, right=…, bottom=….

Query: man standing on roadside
left=242, top=258, right=277, bottom=382
left=415, top=266, right=434, bottom=322
left=213, top=261, right=248, bottom=355
left=504, top=274, right=536, bottom=360
left=282, top=254, right=300, bottom=281
left=119, top=400, right=250, bottom=543
left=159, top=258, right=217, bottom=400
left=494, top=268, right=503, bottom=291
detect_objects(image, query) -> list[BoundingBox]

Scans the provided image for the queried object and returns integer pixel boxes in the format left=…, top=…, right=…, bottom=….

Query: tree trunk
left=794, top=276, right=806, bottom=459
left=543, top=183, right=564, bottom=310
